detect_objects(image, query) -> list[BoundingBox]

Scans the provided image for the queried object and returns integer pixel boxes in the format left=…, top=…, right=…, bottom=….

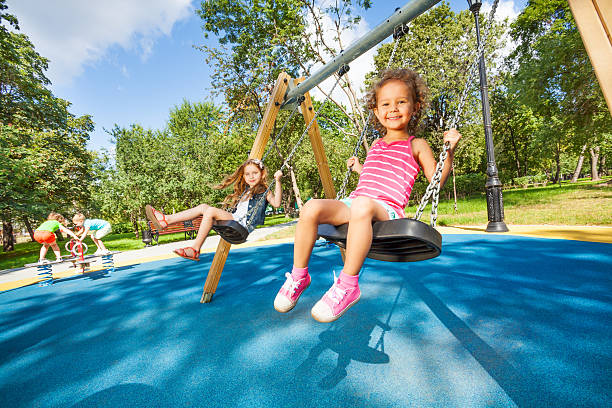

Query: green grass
left=2, top=180, right=609, bottom=271
left=418, top=178, right=612, bottom=226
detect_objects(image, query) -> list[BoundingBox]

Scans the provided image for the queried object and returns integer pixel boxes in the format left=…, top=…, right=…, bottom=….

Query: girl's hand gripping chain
left=346, top=156, right=362, bottom=174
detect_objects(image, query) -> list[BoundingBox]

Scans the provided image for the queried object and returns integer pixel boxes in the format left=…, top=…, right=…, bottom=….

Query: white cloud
left=6, top=0, right=194, bottom=86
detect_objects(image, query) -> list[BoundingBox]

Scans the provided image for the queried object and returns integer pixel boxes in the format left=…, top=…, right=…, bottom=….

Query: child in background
left=274, top=68, right=462, bottom=322
left=34, top=212, right=80, bottom=263
left=72, top=214, right=112, bottom=255
left=146, top=158, right=283, bottom=261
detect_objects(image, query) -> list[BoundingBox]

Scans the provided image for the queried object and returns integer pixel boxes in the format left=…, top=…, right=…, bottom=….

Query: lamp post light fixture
left=467, top=0, right=508, bottom=232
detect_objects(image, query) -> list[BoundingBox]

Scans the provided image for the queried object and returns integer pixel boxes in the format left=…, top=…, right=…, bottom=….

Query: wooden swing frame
left=200, top=73, right=337, bottom=303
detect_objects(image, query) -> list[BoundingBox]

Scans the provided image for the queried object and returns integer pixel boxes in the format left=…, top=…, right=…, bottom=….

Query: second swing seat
left=212, top=220, right=250, bottom=245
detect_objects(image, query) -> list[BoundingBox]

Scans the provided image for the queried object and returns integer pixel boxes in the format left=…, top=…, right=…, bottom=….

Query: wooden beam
left=568, top=0, right=612, bottom=114
left=296, top=79, right=337, bottom=199
left=200, top=72, right=291, bottom=303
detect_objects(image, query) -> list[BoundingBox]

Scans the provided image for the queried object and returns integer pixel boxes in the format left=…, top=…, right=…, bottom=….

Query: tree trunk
left=23, top=217, right=35, bottom=241
left=599, top=154, right=606, bottom=176
left=132, top=214, right=140, bottom=239
left=289, top=166, right=304, bottom=211
left=509, top=126, right=521, bottom=178
left=571, top=144, right=587, bottom=182
left=589, top=146, right=600, bottom=181
left=553, top=144, right=561, bottom=184
left=2, top=221, right=15, bottom=252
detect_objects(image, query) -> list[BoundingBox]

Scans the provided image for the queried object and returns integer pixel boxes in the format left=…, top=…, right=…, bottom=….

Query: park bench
left=146, top=216, right=203, bottom=246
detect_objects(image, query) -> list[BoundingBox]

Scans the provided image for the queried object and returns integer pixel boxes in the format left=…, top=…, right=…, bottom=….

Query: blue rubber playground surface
left=1, top=234, right=611, bottom=407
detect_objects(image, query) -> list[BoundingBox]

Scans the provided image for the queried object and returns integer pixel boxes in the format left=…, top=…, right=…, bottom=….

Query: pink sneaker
left=274, top=272, right=311, bottom=313
left=311, top=273, right=361, bottom=323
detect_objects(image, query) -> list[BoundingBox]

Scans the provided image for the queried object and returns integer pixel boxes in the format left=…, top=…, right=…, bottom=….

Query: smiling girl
left=146, top=159, right=283, bottom=261
left=274, top=68, right=461, bottom=322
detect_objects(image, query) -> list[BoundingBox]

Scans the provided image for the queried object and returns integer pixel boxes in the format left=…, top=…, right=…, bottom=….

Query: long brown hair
left=215, top=158, right=269, bottom=208
left=364, top=68, right=428, bottom=136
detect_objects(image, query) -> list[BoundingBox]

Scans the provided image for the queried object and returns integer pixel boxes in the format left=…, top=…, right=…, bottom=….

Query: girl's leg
left=311, top=197, right=389, bottom=323
left=293, top=199, right=351, bottom=268
left=165, top=204, right=211, bottom=225
left=50, top=243, right=62, bottom=260
left=39, top=244, right=49, bottom=260
left=190, top=206, right=234, bottom=251
left=342, top=197, right=390, bottom=276
left=274, top=199, right=350, bottom=313
left=92, top=236, right=108, bottom=252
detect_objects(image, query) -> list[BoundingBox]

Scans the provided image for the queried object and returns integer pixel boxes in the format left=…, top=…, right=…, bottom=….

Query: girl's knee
left=349, top=197, right=376, bottom=220
left=197, top=203, right=209, bottom=214
left=300, top=200, right=324, bottom=221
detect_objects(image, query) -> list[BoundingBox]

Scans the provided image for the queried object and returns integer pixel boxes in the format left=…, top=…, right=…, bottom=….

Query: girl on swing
left=274, top=68, right=462, bottom=322
left=146, top=158, right=283, bottom=261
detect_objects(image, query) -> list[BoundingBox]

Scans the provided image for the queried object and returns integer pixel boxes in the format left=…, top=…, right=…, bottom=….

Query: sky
left=6, top=0, right=525, bottom=153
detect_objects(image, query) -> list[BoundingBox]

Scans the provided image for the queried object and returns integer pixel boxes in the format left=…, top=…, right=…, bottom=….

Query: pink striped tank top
left=349, top=136, right=420, bottom=216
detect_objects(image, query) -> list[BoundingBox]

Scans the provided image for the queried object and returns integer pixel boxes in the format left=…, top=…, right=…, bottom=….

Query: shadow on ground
left=0, top=235, right=610, bottom=407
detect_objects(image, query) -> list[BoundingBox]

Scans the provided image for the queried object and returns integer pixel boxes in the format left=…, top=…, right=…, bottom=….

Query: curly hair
left=215, top=158, right=269, bottom=209
left=364, top=68, right=428, bottom=136
left=47, top=212, right=66, bottom=225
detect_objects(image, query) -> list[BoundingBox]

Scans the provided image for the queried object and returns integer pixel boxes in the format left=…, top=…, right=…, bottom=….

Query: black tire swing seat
left=212, top=220, right=250, bottom=245
left=317, top=218, right=442, bottom=262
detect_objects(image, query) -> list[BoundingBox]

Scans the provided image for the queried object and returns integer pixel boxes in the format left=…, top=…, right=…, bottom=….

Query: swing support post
left=201, top=72, right=291, bottom=303
left=468, top=0, right=508, bottom=233
left=200, top=72, right=337, bottom=303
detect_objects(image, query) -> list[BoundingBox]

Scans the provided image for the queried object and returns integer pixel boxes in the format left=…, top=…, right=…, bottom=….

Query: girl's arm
left=413, top=129, right=461, bottom=188
left=267, top=170, right=283, bottom=208
left=59, top=225, right=80, bottom=241
left=347, top=138, right=381, bottom=174
left=78, top=226, right=91, bottom=241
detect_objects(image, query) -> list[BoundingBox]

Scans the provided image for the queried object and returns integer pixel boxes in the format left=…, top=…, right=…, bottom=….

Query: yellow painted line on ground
left=439, top=225, right=612, bottom=243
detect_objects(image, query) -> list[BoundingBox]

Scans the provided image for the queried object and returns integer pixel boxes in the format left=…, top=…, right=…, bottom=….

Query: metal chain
left=414, top=142, right=450, bottom=226
left=226, top=97, right=303, bottom=213
left=335, top=37, right=403, bottom=200
left=262, top=97, right=303, bottom=163
left=415, top=0, right=500, bottom=226
left=240, top=67, right=349, bottom=229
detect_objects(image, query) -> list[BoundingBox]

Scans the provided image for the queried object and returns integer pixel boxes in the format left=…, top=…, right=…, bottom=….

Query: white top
left=232, top=199, right=250, bottom=226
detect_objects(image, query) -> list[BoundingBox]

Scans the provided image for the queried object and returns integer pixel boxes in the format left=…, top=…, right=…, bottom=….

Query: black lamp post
left=467, top=0, right=508, bottom=232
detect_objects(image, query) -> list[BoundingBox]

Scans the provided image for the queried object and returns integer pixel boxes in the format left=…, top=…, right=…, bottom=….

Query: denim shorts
left=339, top=197, right=403, bottom=220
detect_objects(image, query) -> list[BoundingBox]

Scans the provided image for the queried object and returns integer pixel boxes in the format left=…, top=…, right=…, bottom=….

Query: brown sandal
left=145, top=205, right=169, bottom=230
left=173, top=247, right=200, bottom=261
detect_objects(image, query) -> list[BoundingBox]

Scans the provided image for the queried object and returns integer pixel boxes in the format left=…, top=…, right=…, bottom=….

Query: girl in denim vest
left=146, top=159, right=282, bottom=261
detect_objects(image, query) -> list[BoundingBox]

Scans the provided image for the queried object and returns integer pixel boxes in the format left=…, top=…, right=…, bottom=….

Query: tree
left=0, top=0, right=68, bottom=130
left=196, top=0, right=375, bottom=171
left=0, top=0, right=95, bottom=251
left=508, top=0, right=611, bottom=181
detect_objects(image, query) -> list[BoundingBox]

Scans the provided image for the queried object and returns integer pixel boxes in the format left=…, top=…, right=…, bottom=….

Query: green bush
left=411, top=172, right=486, bottom=202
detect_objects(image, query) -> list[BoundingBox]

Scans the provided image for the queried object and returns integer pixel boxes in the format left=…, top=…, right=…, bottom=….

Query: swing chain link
left=416, top=0, right=499, bottom=225
left=335, top=35, right=403, bottom=200
left=241, top=66, right=349, bottom=229
left=414, top=142, right=449, bottom=226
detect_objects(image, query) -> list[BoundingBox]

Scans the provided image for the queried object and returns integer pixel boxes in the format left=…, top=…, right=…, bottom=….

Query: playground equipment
left=25, top=240, right=118, bottom=286
left=200, top=0, right=505, bottom=301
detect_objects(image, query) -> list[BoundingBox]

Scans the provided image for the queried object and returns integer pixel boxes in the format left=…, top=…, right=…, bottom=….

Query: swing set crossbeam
left=282, top=0, right=440, bottom=107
